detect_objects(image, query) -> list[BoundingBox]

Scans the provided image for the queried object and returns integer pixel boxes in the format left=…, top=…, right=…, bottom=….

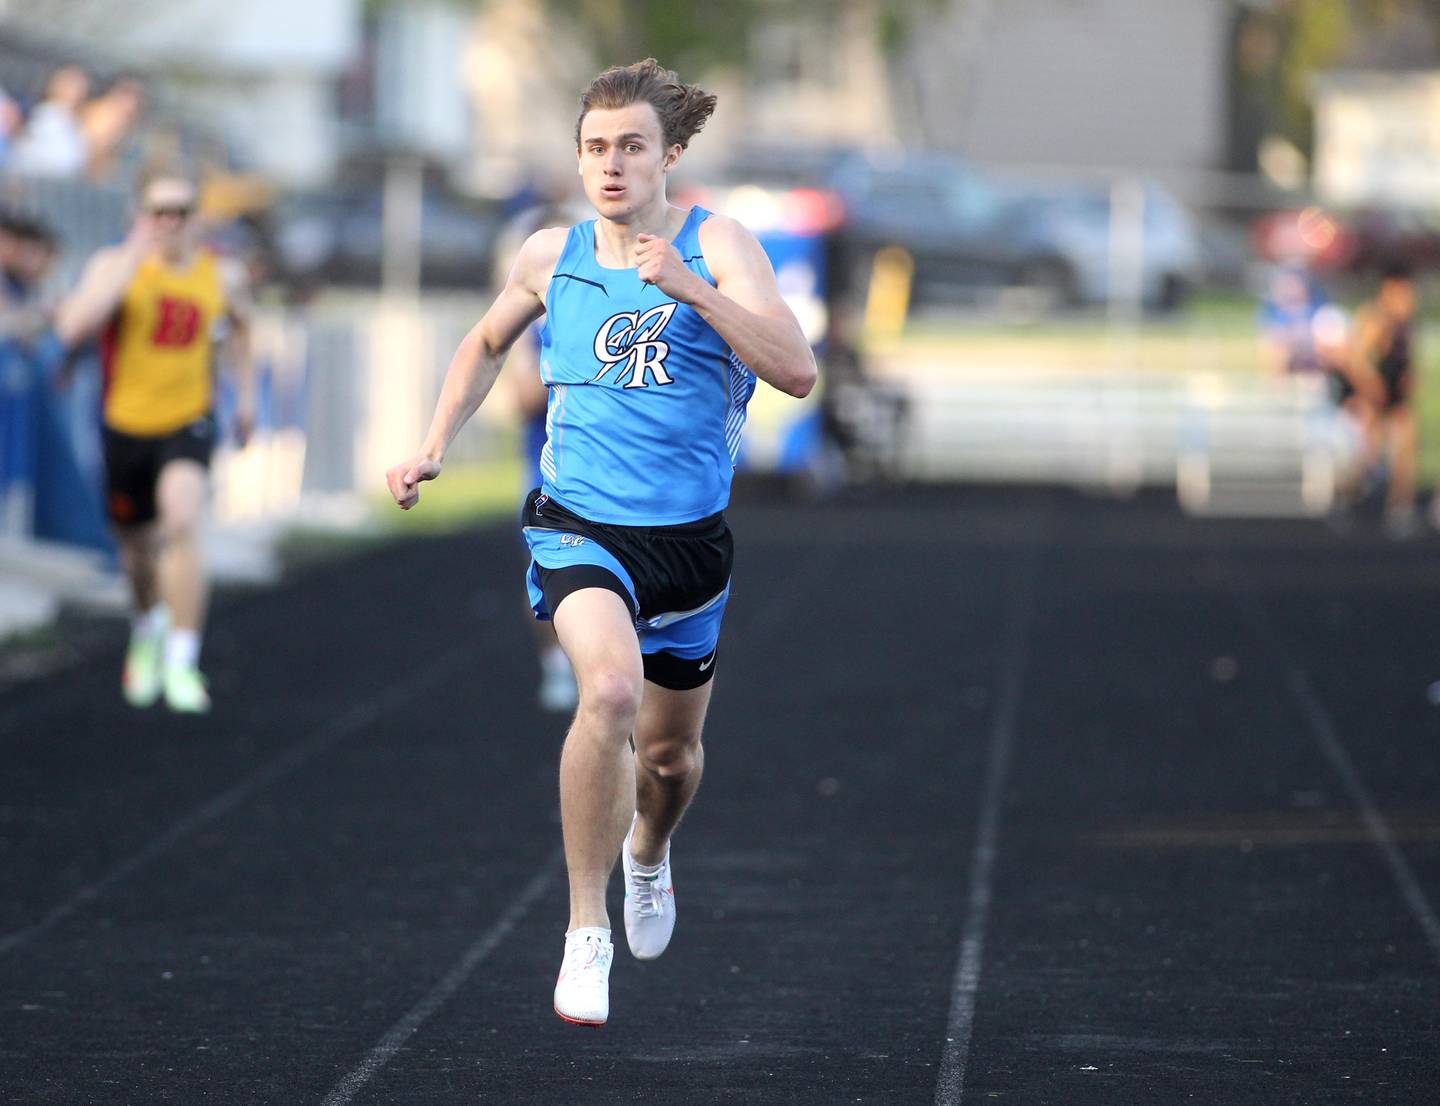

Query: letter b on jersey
left=592, top=302, right=678, bottom=389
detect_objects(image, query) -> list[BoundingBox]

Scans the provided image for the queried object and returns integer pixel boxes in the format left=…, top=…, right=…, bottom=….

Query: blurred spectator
left=816, top=298, right=909, bottom=489
left=81, top=76, right=145, bottom=181
left=1258, top=265, right=1328, bottom=376
left=495, top=199, right=578, bottom=713
left=0, top=86, right=23, bottom=167
left=1254, top=267, right=1390, bottom=521
left=0, top=213, right=59, bottom=345
left=10, top=65, right=91, bottom=178
left=1345, top=262, right=1422, bottom=537
left=503, top=174, right=547, bottom=219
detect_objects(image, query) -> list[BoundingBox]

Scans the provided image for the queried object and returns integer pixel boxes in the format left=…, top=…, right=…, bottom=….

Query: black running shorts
left=102, top=415, right=216, bottom=526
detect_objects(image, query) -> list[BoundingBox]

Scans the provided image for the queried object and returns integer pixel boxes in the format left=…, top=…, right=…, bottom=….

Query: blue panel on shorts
left=522, top=525, right=728, bottom=659
left=637, top=582, right=729, bottom=660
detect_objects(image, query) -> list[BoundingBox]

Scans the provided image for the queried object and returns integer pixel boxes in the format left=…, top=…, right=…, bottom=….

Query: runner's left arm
left=635, top=216, right=816, bottom=398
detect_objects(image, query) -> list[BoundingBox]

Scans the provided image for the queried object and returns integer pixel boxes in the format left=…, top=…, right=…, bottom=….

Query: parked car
left=1251, top=204, right=1440, bottom=274
left=998, top=177, right=1205, bottom=310
left=1249, top=206, right=1355, bottom=271
left=826, top=151, right=1084, bottom=308
left=708, top=147, right=1203, bottom=311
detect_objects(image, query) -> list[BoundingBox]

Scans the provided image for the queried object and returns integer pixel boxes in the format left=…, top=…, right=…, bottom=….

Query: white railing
left=211, top=294, right=504, bottom=526
left=896, top=367, right=1349, bottom=516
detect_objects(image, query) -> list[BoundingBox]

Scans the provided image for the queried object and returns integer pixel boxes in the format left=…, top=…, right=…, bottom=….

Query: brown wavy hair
left=574, top=58, right=717, bottom=151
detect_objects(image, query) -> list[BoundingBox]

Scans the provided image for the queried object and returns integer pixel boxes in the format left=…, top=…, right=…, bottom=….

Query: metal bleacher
left=897, top=367, right=1347, bottom=516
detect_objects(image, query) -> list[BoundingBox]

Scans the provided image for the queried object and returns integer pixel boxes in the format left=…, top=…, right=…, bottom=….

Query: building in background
left=1311, top=6, right=1440, bottom=208
left=905, top=0, right=1232, bottom=173
left=1313, top=69, right=1440, bottom=208
left=460, top=0, right=1233, bottom=191
left=1, top=0, right=1246, bottom=198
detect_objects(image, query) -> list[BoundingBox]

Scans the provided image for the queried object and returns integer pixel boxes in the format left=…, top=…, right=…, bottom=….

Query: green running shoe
left=163, top=665, right=211, bottom=714
left=122, top=633, right=163, bottom=707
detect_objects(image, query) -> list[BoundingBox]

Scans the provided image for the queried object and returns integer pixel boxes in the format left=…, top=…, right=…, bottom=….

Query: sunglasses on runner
left=146, top=204, right=194, bottom=219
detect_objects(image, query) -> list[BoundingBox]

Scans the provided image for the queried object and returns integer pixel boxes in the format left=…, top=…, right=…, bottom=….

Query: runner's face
left=141, top=179, right=198, bottom=253
left=1380, top=279, right=1416, bottom=321
left=576, top=103, right=679, bottom=222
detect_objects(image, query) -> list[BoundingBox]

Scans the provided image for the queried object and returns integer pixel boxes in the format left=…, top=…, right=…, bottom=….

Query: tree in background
left=1229, top=0, right=1440, bottom=176
left=541, top=0, right=942, bottom=115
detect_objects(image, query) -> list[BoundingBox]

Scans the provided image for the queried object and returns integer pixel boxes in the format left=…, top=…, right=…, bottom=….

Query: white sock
left=165, top=629, right=200, bottom=671
left=132, top=605, right=167, bottom=640
left=565, top=926, right=611, bottom=943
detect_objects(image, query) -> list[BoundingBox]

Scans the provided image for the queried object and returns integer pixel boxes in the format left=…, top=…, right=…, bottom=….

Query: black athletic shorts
left=102, top=415, right=215, bottom=526
left=1328, top=369, right=1410, bottom=412
left=522, top=488, right=733, bottom=690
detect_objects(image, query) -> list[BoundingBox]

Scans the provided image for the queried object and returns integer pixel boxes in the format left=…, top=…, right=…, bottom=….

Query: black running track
left=3, top=487, right=1439, bottom=1105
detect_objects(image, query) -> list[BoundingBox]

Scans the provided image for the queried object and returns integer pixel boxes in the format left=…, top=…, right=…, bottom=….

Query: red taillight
left=784, top=188, right=845, bottom=234
left=1252, top=208, right=1353, bottom=269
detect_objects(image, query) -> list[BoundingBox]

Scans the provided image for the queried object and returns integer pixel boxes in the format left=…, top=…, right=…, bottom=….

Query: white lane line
left=1226, top=566, right=1440, bottom=964
left=1285, top=668, right=1440, bottom=960
left=320, top=847, right=564, bottom=1106
left=321, top=517, right=833, bottom=1104
left=1226, top=564, right=1440, bottom=961
left=0, top=660, right=463, bottom=957
left=934, top=550, right=1039, bottom=1106
left=321, top=519, right=826, bottom=1104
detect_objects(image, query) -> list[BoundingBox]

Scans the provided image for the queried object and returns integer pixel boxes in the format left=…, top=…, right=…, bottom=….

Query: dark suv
left=827, top=151, right=1081, bottom=307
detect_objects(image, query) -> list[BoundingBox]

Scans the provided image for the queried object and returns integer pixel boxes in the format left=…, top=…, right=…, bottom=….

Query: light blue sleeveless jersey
left=537, top=206, right=757, bottom=525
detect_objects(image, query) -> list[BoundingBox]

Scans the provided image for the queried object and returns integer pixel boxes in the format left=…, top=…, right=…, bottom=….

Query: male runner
left=57, top=169, right=255, bottom=712
left=386, top=58, right=816, bottom=1026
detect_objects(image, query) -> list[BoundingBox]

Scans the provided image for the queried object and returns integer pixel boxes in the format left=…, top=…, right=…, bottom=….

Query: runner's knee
left=578, top=668, right=643, bottom=728
left=155, top=511, right=200, bottom=546
left=637, top=735, right=700, bottom=779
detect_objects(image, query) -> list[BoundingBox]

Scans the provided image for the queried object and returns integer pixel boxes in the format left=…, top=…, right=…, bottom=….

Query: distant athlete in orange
left=58, top=168, right=254, bottom=712
left=1346, top=262, right=1423, bottom=536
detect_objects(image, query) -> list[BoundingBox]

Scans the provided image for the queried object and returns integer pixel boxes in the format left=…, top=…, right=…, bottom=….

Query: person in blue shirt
left=1259, top=265, right=1326, bottom=376
left=385, top=58, right=816, bottom=1027
left=494, top=200, right=582, bottom=712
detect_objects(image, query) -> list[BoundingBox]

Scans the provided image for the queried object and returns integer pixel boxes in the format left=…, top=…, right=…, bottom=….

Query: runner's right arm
left=385, top=228, right=564, bottom=510
left=54, top=222, right=154, bottom=348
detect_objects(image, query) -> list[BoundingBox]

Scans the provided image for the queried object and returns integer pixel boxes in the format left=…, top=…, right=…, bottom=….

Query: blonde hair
left=136, top=163, right=199, bottom=202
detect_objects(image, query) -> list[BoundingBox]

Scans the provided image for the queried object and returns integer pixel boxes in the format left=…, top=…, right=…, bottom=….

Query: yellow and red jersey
left=102, top=250, right=227, bottom=436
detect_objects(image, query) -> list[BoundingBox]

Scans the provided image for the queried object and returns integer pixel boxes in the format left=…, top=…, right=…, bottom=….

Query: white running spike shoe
left=553, top=929, right=613, bottom=1026
left=622, top=817, right=676, bottom=960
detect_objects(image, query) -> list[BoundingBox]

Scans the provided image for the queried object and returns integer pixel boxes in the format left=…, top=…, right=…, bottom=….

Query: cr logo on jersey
left=592, top=302, right=678, bottom=389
